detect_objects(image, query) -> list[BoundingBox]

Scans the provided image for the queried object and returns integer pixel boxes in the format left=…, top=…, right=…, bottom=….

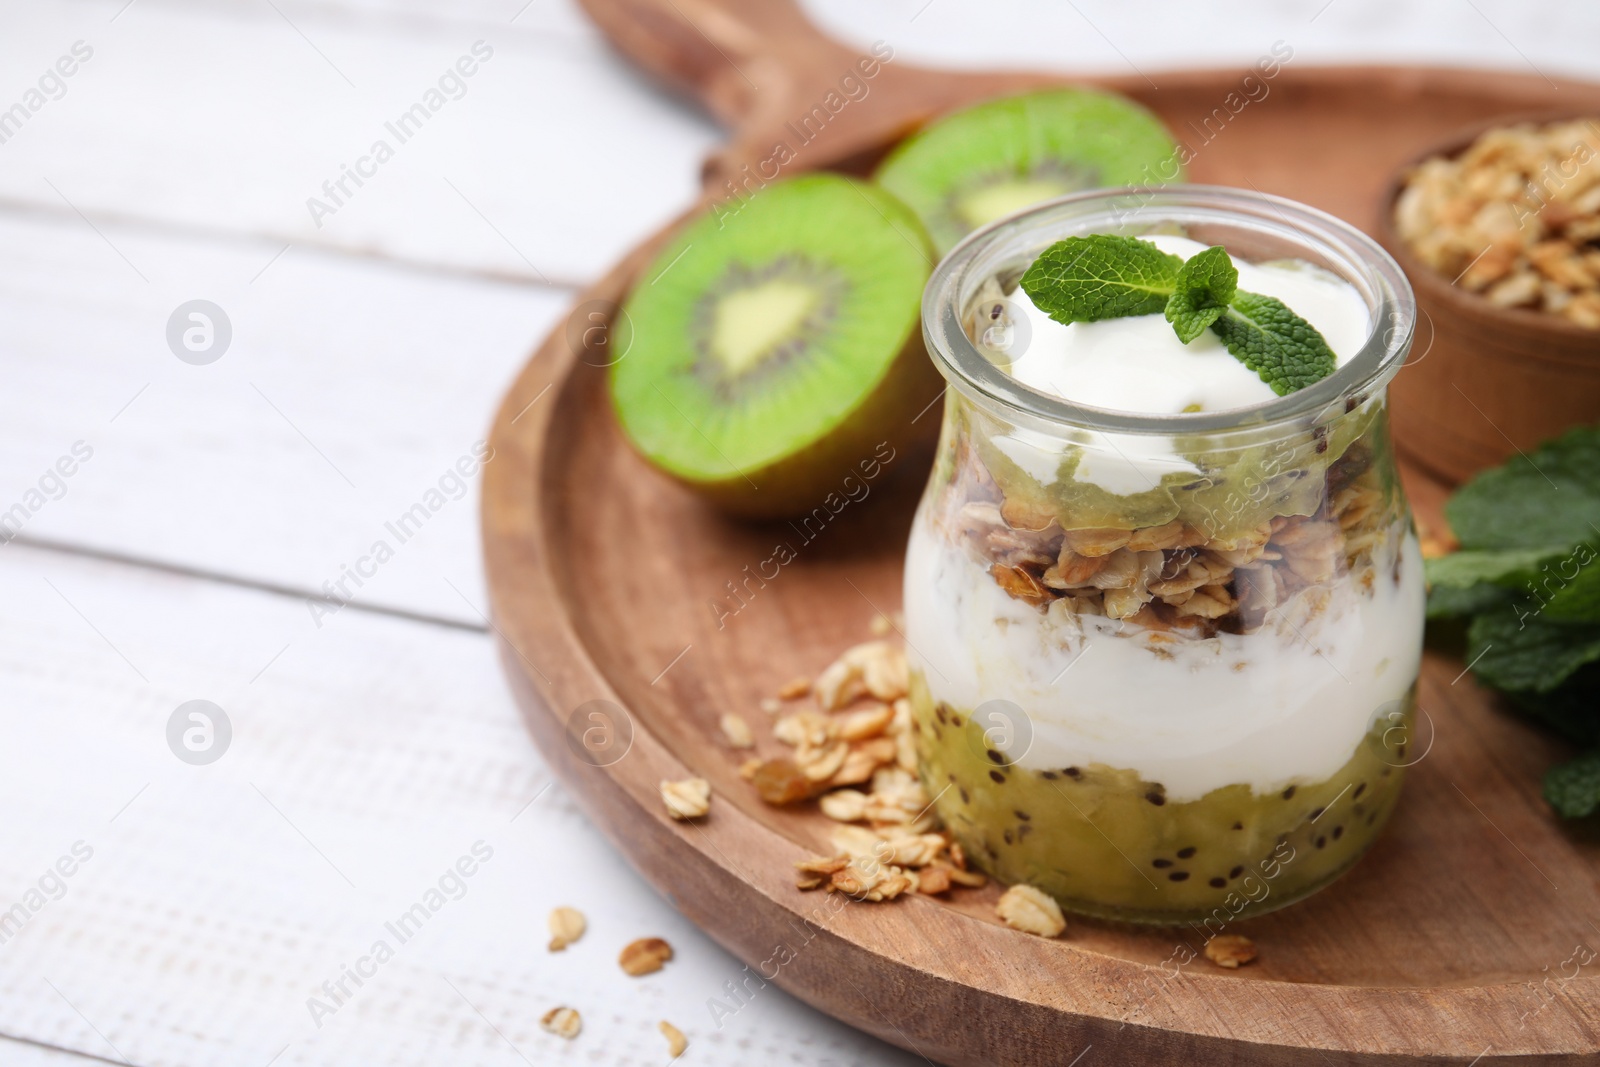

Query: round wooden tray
left=482, top=3, right=1600, bottom=1062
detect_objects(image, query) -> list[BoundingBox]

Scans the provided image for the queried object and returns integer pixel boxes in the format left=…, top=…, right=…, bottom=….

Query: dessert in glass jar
left=905, top=186, right=1423, bottom=924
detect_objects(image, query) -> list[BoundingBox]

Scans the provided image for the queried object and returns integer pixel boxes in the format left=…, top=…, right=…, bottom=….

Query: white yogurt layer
left=990, top=235, right=1372, bottom=497
left=904, top=519, right=1426, bottom=802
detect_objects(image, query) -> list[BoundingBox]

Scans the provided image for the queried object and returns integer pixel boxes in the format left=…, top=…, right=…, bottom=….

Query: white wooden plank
left=803, top=0, right=1600, bottom=81
left=244, top=0, right=599, bottom=40
left=0, top=544, right=922, bottom=1067
left=0, top=210, right=566, bottom=626
left=0, top=0, right=718, bottom=285
left=0, top=1037, right=103, bottom=1065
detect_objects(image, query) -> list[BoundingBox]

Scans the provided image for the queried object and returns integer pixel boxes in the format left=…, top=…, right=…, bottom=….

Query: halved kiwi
left=610, top=174, right=938, bottom=518
left=875, top=87, right=1185, bottom=255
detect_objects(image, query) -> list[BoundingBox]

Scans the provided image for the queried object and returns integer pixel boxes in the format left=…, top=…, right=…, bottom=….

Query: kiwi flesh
left=610, top=174, right=939, bottom=518
left=875, top=87, right=1185, bottom=255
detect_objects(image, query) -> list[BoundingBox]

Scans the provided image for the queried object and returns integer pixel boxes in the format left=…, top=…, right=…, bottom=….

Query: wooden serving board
left=482, top=2, right=1600, bottom=1062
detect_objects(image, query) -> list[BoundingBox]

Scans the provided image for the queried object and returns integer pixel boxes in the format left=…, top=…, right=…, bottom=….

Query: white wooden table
left=0, top=2, right=1591, bottom=1063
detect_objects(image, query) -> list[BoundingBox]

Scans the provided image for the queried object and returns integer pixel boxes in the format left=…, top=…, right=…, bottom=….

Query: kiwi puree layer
left=912, top=674, right=1413, bottom=924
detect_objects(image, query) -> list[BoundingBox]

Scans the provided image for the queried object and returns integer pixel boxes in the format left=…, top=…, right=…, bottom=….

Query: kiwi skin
left=681, top=328, right=940, bottom=519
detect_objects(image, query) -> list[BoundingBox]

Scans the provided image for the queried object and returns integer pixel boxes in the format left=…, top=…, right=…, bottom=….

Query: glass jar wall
left=905, top=187, right=1423, bottom=924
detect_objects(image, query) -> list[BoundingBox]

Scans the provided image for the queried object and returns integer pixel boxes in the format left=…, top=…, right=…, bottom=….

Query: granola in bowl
left=1393, top=117, right=1600, bottom=326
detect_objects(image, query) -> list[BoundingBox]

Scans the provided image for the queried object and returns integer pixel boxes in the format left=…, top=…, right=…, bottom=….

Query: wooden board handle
left=577, top=0, right=1053, bottom=190
left=574, top=0, right=828, bottom=128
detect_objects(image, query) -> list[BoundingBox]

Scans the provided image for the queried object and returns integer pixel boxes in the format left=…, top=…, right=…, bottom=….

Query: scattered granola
left=792, top=852, right=849, bottom=890
left=660, top=778, right=711, bottom=821
left=819, top=788, right=870, bottom=822
left=736, top=631, right=998, bottom=905
left=540, top=1006, right=582, bottom=1039
left=945, top=864, right=989, bottom=888
left=659, top=1020, right=689, bottom=1058
left=1203, top=933, right=1258, bottom=969
left=826, top=858, right=917, bottom=901
left=749, top=758, right=816, bottom=805
left=547, top=906, right=586, bottom=952
left=996, top=884, right=1067, bottom=938
left=914, top=864, right=952, bottom=895
left=619, top=937, right=674, bottom=976
left=719, top=712, right=754, bottom=749
left=1395, top=118, right=1600, bottom=327
left=814, top=640, right=907, bottom=708
left=836, top=702, right=895, bottom=741
left=778, top=676, right=812, bottom=700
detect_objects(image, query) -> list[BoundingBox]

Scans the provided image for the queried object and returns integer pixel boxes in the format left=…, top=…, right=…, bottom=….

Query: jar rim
left=920, top=185, right=1416, bottom=436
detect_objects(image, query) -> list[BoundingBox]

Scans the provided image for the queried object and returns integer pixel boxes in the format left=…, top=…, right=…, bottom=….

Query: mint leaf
left=1425, top=544, right=1600, bottom=621
left=1466, top=608, right=1600, bottom=693
left=1210, top=292, right=1339, bottom=396
left=1543, top=749, right=1600, bottom=819
left=1445, top=425, right=1600, bottom=551
left=1165, top=245, right=1238, bottom=343
left=1547, top=557, right=1600, bottom=622
left=1426, top=546, right=1565, bottom=590
left=1019, top=235, right=1182, bottom=325
left=1426, top=581, right=1513, bottom=620
left=1429, top=426, right=1600, bottom=821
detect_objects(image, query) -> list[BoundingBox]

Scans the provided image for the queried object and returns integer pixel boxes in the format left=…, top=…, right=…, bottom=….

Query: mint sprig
left=1018, top=235, right=1338, bottom=396
left=1165, top=244, right=1237, bottom=343
left=1422, top=424, right=1600, bottom=820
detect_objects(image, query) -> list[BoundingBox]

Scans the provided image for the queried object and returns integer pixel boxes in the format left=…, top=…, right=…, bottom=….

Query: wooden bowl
left=484, top=3, right=1600, bottom=1061
left=1377, top=114, right=1600, bottom=486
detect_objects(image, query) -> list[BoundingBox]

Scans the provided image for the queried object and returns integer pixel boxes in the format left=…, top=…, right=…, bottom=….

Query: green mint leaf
left=1547, top=557, right=1600, bottom=622
left=1425, top=546, right=1569, bottom=590
left=1019, top=235, right=1182, bottom=325
left=1466, top=607, right=1600, bottom=693
left=1426, top=581, right=1513, bottom=620
left=1210, top=292, right=1338, bottom=396
left=1425, top=544, right=1600, bottom=622
left=1164, top=244, right=1238, bottom=343
left=1445, top=425, right=1600, bottom=552
left=1543, top=748, right=1600, bottom=819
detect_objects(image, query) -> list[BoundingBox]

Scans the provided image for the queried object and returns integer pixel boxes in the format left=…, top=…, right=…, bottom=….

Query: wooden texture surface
left=483, top=3, right=1600, bottom=1062
left=6, top=0, right=1600, bottom=1064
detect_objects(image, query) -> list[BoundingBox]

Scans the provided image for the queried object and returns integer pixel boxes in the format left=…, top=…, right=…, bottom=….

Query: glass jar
left=905, top=187, right=1423, bottom=925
